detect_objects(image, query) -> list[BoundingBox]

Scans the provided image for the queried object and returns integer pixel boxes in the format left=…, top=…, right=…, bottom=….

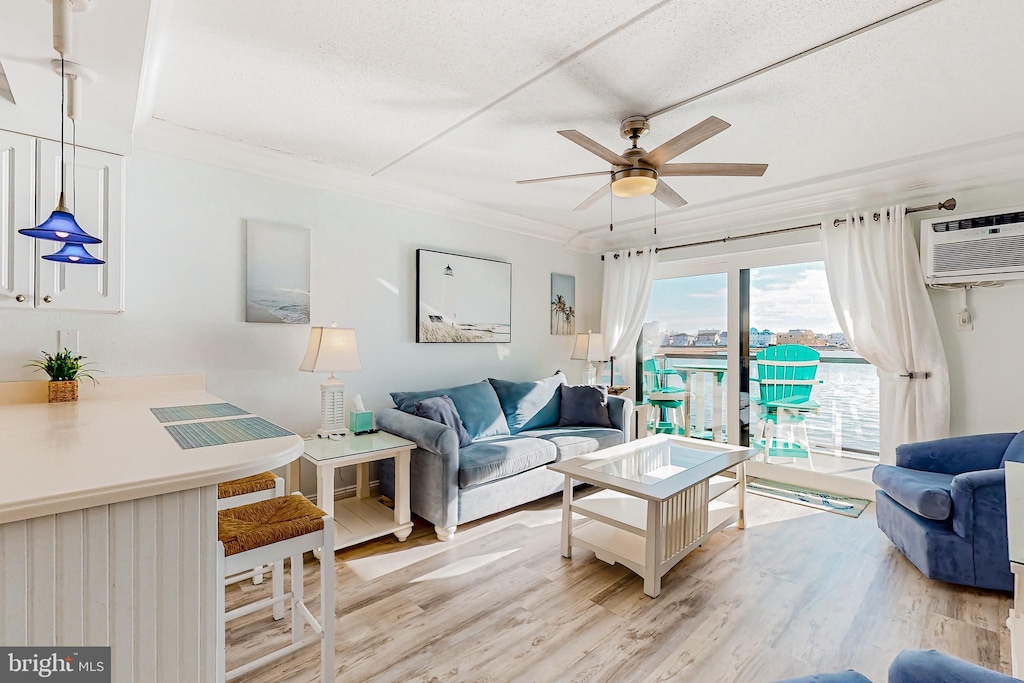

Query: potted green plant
left=26, top=349, right=100, bottom=403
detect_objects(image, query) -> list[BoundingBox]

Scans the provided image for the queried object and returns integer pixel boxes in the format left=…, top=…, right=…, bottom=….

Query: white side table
left=303, top=432, right=415, bottom=560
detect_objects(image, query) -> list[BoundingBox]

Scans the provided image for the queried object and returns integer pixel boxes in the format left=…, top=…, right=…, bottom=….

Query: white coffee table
left=303, top=432, right=415, bottom=560
left=549, top=434, right=755, bottom=597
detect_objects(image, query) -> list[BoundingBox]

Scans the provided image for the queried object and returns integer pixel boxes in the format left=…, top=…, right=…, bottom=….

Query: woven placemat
left=151, top=403, right=250, bottom=423
left=165, top=416, right=293, bottom=449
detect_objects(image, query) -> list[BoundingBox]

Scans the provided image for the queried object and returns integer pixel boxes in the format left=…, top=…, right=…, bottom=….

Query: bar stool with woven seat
left=217, top=493, right=335, bottom=682
left=217, top=472, right=284, bottom=589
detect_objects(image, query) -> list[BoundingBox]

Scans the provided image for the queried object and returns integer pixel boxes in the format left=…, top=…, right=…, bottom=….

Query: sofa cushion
left=391, top=380, right=510, bottom=441
left=414, top=396, right=473, bottom=448
left=558, top=384, right=614, bottom=428
left=488, top=372, right=566, bottom=434
left=873, top=465, right=955, bottom=521
left=1000, top=430, right=1024, bottom=467
left=519, top=427, right=623, bottom=461
left=458, top=437, right=557, bottom=489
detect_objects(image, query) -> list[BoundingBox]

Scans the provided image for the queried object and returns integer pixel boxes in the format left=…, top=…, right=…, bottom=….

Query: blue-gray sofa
left=378, top=374, right=633, bottom=541
left=775, top=649, right=1018, bottom=682
left=872, top=431, right=1024, bottom=592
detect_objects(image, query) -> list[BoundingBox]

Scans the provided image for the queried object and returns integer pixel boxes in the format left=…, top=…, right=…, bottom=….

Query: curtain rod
left=600, top=197, right=957, bottom=260
left=831, top=198, right=957, bottom=227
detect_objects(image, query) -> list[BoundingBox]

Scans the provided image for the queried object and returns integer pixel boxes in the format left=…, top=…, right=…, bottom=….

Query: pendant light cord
left=72, top=119, right=77, bottom=212
left=60, top=58, right=65, bottom=199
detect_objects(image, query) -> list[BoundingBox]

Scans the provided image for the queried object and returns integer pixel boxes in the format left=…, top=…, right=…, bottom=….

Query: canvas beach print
left=550, top=273, right=576, bottom=335
left=417, top=249, right=512, bottom=343
left=245, top=220, right=311, bottom=324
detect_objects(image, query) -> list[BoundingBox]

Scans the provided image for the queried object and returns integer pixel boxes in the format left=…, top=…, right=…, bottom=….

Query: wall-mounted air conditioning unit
left=921, top=206, right=1024, bottom=284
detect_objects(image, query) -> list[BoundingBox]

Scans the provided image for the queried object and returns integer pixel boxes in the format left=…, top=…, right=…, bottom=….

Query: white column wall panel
left=0, top=485, right=218, bottom=682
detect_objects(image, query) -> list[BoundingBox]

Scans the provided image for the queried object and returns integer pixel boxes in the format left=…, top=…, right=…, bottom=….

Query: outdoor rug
left=746, top=477, right=870, bottom=518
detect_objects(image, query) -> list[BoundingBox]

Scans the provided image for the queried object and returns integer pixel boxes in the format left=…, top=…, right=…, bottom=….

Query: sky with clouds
left=645, top=261, right=843, bottom=335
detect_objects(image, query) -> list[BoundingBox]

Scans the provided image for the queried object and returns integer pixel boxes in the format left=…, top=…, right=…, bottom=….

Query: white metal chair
left=217, top=493, right=335, bottom=682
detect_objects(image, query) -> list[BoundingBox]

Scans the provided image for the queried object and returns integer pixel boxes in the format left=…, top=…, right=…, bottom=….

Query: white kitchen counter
left=0, top=375, right=301, bottom=682
left=0, top=377, right=301, bottom=524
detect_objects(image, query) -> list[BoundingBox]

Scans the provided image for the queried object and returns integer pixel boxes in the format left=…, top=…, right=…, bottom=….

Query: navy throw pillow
left=557, top=385, right=614, bottom=428
left=414, top=395, right=473, bottom=448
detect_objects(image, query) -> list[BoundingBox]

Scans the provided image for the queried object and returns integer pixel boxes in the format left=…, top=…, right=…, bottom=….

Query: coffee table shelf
left=549, top=435, right=755, bottom=598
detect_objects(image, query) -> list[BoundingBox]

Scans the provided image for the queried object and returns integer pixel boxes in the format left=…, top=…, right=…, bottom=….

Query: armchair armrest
left=607, top=395, right=634, bottom=438
left=896, top=433, right=1015, bottom=475
left=951, top=468, right=1006, bottom=542
left=376, top=408, right=460, bottom=530
left=889, top=649, right=1017, bottom=683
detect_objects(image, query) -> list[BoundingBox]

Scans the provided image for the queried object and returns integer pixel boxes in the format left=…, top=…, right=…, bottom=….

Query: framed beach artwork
left=416, top=249, right=512, bottom=343
left=550, top=273, right=576, bottom=335
left=245, top=220, right=311, bottom=324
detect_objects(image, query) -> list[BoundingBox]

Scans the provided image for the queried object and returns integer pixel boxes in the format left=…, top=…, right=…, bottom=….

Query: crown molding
left=132, top=117, right=598, bottom=252
left=132, top=117, right=1024, bottom=256
left=590, top=130, right=1024, bottom=251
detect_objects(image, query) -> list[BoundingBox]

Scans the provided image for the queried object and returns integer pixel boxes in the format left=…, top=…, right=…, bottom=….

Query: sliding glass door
left=639, top=244, right=880, bottom=483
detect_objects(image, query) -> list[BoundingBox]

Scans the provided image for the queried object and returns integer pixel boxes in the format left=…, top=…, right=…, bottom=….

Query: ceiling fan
left=517, top=115, right=768, bottom=211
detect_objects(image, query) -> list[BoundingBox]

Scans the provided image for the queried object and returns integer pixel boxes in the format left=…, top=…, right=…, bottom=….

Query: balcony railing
left=641, top=349, right=880, bottom=458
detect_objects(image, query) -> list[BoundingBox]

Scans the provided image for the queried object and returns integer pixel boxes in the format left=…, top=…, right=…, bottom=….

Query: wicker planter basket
left=48, top=380, right=79, bottom=403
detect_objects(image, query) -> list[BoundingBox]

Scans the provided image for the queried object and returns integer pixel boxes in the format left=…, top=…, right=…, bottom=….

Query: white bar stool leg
left=291, top=554, right=304, bottom=643
left=320, top=518, right=335, bottom=681
left=216, top=542, right=227, bottom=683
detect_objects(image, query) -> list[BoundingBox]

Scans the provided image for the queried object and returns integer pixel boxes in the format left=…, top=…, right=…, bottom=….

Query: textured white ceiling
left=0, top=0, right=151, bottom=150
left=135, top=0, right=1024, bottom=239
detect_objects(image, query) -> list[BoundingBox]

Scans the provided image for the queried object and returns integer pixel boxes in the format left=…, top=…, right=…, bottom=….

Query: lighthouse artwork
left=417, top=249, right=512, bottom=343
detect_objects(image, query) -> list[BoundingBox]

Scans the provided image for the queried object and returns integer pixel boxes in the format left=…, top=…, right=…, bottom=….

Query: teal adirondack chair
left=643, top=357, right=691, bottom=435
left=752, top=345, right=821, bottom=463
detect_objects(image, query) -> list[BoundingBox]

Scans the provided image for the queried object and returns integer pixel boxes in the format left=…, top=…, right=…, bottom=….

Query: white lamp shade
left=300, top=326, right=362, bottom=373
left=571, top=331, right=608, bottom=362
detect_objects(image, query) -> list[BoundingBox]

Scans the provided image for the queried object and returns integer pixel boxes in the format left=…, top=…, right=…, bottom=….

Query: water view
left=643, top=261, right=881, bottom=457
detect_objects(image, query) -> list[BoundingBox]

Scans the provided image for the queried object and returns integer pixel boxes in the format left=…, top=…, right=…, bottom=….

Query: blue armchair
left=872, top=431, right=1024, bottom=592
left=775, top=649, right=1018, bottom=682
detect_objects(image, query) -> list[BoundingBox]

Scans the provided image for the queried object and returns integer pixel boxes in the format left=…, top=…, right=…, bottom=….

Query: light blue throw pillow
left=488, top=372, right=567, bottom=434
left=391, top=380, right=510, bottom=441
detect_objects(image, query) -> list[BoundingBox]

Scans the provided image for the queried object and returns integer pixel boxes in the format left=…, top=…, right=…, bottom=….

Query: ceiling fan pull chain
left=654, top=195, right=658, bottom=236
left=609, top=189, right=614, bottom=231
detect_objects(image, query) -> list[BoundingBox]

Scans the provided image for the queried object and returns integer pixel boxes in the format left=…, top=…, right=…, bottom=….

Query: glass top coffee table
left=548, top=434, right=756, bottom=597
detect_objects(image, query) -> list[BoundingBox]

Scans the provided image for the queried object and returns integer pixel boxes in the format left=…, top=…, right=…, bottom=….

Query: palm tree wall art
left=550, top=273, right=576, bottom=335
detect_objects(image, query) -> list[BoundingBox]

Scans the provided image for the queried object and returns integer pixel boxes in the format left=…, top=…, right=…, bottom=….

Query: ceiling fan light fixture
left=611, top=168, right=658, bottom=198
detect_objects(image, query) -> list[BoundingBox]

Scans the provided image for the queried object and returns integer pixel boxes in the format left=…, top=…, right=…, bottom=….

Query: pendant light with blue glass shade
left=18, top=57, right=104, bottom=263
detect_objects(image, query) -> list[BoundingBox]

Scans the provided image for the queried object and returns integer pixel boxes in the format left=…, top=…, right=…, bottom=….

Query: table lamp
left=571, top=330, right=607, bottom=385
left=300, top=323, right=362, bottom=438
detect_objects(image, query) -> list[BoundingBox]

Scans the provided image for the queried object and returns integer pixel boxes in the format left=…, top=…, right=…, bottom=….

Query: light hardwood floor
left=225, top=490, right=1012, bottom=683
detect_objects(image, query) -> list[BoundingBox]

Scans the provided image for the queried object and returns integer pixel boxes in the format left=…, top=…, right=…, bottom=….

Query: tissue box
left=348, top=411, right=374, bottom=434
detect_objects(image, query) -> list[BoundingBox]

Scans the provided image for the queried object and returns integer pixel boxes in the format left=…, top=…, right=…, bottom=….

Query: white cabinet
left=0, top=130, right=35, bottom=309
left=0, top=131, right=125, bottom=313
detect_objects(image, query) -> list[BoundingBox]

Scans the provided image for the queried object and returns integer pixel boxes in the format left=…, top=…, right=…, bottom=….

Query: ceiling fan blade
left=641, top=116, right=731, bottom=167
left=653, top=180, right=687, bottom=209
left=574, top=184, right=610, bottom=212
left=659, top=162, right=768, bottom=177
left=558, top=130, right=630, bottom=166
left=516, top=171, right=611, bottom=185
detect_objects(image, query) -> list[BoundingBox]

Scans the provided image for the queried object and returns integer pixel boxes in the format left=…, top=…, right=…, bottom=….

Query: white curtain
left=600, top=247, right=659, bottom=363
left=821, top=204, right=950, bottom=464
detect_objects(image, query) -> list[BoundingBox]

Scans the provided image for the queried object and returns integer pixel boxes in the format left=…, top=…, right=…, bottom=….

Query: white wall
left=0, top=150, right=601, bottom=490
left=648, top=179, right=1024, bottom=440
left=919, top=181, right=1024, bottom=437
